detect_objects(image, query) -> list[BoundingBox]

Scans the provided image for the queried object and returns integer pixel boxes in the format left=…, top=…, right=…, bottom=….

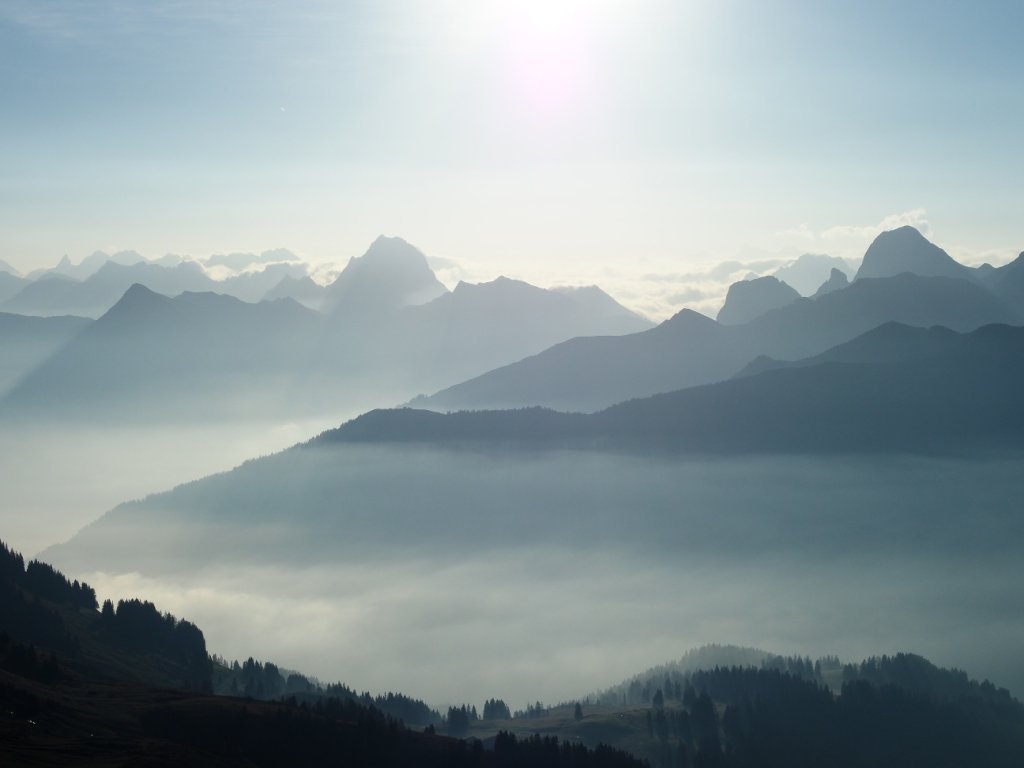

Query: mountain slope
left=717, top=276, right=800, bottom=324
left=263, top=273, right=327, bottom=309
left=354, top=322, right=1024, bottom=453
left=416, top=269, right=1016, bottom=413
left=0, top=260, right=218, bottom=318
left=773, top=253, right=853, bottom=295
left=411, top=307, right=742, bottom=413
left=735, top=322, right=960, bottom=378
left=50, top=320, right=1022, bottom=570
left=1, top=257, right=658, bottom=422
left=854, top=225, right=973, bottom=281
left=0, top=285, right=322, bottom=420
left=388, top=276, right=654, bottom=392
left=989, top=252, right=1024, bottom=305
left=0, top=312, right=90, bottom=397
left=740, top=272, right=1014, bottom=359
left=0, top=539, right=646, bottom=768
left=812, top=267, right=849, bottom=297
left=0, top=270, right=28, bottom=304
left=322, top=235, right=449, bottom=316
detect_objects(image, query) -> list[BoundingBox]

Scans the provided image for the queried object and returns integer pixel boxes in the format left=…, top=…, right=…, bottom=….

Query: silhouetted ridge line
left=315, top=406, right=589, bottom=445
left=326, top=323, right=1024, bottom=455
left=855, top=225, right=971, bottom=281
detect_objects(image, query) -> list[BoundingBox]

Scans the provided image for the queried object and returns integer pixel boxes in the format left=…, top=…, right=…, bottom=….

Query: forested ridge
left=0, top=538, right=644, bottom=767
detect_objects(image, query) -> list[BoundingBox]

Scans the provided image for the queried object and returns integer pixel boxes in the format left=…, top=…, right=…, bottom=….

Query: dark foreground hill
left=557, top=650, right=1024, bottom=768
left=0, top=538, right=644, bottom=768
left=7, top=540, right=1024, bottom=767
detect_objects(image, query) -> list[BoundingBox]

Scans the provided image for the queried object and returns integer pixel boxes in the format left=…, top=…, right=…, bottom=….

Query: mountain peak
left=96, top=283, right=176, bottom=325
left=813, top=267, right=850, bottom=298
left=452, top=276, right=530, bottom=294
left=855, top=226, right=969, bottom=281
left=114, top=282, right=166, bottom=305
left=717, top=276, right=800, bottom=325
left=363, top=235, right=425, bottom=263
left=773, top=253, right=852, bottom=295
left=323, top=236, right=448, bottom=315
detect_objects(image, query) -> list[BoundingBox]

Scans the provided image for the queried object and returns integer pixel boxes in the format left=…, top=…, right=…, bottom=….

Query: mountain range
left=0, top=237, right=651, bottom=422
left=43, top=317, right=1024, bottom=579
left=348, top=322, right=1024, bottom=454
left=26, top=222, right=1024, bottom=753
left=415, top=227, right=1020, bottom=413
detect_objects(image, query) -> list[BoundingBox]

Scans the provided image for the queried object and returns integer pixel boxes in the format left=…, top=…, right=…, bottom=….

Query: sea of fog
left=0, top=414, right=359, bottom=556
left=41, top=445, right=1024, bottom=710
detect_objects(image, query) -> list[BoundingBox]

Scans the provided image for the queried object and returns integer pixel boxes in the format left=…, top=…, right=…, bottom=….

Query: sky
left=3, top=0, right=1024, bottom=318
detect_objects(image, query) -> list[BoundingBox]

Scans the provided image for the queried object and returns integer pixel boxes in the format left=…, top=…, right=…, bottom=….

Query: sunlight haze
left=3, top=1, right=1022, bottom=319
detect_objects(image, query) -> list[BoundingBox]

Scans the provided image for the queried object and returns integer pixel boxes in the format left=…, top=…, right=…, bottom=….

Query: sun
left=484, top=0, right=624, bottom=125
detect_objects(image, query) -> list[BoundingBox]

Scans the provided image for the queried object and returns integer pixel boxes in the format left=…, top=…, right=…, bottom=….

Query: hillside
left=0, top=286, right=324, bottom=421
left=7, top=538, right=1024, bottom=766
left=358, top=323, right=1024, bottom=454
left=415, top=263, right=1018, bottom=414
left=0, top=538, right=644, bottom=767
left=0, top=312, right=90, bottom=398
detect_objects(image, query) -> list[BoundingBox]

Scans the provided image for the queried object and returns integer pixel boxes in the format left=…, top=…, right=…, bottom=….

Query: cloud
left=768, top=209, right=931, bottom=266
left=820, top=208, right=931, bottom=241
left=666, top=287, right=710, bottom=304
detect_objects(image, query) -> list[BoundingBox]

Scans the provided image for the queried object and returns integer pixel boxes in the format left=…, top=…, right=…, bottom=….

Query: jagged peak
left=717, top=276, right=800, bottom=325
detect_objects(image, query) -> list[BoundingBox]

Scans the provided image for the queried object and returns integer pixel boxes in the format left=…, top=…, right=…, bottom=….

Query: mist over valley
left=4, top=3, right=1024, bottom=762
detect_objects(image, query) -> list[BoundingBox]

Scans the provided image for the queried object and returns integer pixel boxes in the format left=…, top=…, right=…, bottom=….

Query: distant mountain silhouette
left=987, top=251, right=1024, bottom=305
left=0, top=285, right=321, bottom=419
left=812, top=267, right=849, bottom=297
left=0, top=258, right=20, bottom=276
left=347, top=323, right=1024, bottom=454
left=322, top=235, right=449, bottom=316
left=217, top=261, right=310, bottom=303
left=854, top=225, right=972, bottom=281
left=45, top=320, right=1024, bottom=580
left=0, top=312, right=90, bottom=397
left=2, top=257, right=316, bottom=318
left=1, top=260, right=218, bottom=317
left=550, top=285, right=651, bottom=331
left=23, top=250, right=146, bottom=282
left=734, top=322, right=960, bottom=378
left=773, top=253, right=853, bottom=295
left=3, top=250, right=653, bottom=421
left=0, top=270, right=28, bottom=303
left=388, top=276, right=653, bottom=389
left=411, top=307, right=739, bottom=413
left=416, top=259, right=1017, bottom=413
left=739, top=272, right=1014, bottom=360
left=717, top=276, right=800, bottom=325
left=263, top=273, right=327, bottom=310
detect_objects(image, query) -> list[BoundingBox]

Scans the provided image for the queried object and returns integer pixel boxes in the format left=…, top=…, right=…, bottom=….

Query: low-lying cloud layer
left=54, top=448, right=1024, bottom=709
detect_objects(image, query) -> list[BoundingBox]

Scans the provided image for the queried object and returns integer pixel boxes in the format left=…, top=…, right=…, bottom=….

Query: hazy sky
left=3, top=0, right=1023, bottom=313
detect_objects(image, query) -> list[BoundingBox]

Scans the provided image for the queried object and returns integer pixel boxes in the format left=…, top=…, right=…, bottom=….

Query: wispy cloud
left=770, top=208, right=930, bottom=264
left=820, top=208, right=931, bottom=241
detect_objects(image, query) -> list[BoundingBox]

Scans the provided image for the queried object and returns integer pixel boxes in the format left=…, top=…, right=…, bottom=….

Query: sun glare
left=485, top=0, right=624, bottom=126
